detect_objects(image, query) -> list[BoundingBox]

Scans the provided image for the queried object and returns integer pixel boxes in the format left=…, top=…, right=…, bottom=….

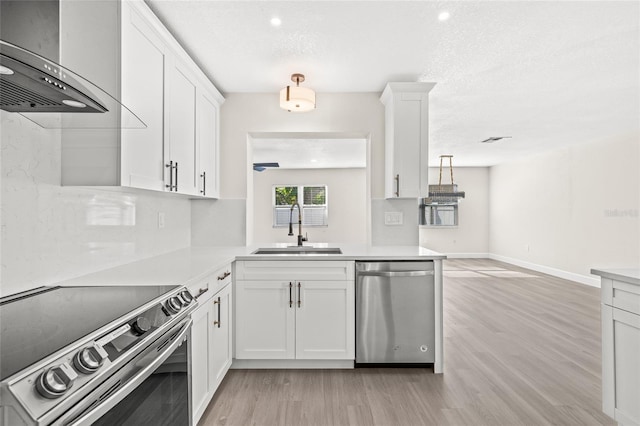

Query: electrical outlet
left=384, top=212, right=403, bottom=226
left=158, top=212, right=165, bottom=229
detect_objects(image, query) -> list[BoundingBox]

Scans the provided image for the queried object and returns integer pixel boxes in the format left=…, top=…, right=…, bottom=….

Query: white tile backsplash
left=371, top=198, right=419, bottom=245
left=1, top=112, right=191, bottom=297
left=191, top=198, right=246, bottom=246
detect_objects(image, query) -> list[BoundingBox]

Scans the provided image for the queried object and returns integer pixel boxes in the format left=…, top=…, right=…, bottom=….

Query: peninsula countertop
left=56, top=244, right=445, bottom=288
left=591, top=268, right=640, bottom=286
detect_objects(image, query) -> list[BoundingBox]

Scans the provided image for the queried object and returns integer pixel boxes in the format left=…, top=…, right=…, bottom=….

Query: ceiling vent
left=480, top=136, right=512, bottom=143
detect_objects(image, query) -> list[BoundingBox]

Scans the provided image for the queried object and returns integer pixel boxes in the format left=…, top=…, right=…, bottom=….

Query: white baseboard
left=488, top=254, right=600, bottom=288
left=442, top=252, right=490, bottom=259
left=231, top=359, right=354, bottom=369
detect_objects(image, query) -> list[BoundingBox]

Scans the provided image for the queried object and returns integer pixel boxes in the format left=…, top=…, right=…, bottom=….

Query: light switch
left=384, top=211, right=403, bottom=226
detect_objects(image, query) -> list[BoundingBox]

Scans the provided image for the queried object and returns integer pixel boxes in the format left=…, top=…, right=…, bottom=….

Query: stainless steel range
left=0, top=285, right=197, bottom=426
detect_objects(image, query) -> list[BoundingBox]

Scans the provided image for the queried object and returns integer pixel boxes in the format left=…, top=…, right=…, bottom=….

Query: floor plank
left=199, top=259, right=614, bottom=426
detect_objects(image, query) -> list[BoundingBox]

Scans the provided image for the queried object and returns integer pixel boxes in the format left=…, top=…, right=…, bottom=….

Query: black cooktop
left=0, top=285, right=177, bottom=381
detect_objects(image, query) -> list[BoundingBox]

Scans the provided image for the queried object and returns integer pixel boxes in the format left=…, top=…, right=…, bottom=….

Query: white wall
left=1, top=112, right=191, bottom=297
left=419, top=167, right=490, bottom=256
left=252, top=168, right=366, bottom=244
left=489, top=135, right=639, bottom=284
left=189, top=92, right=421, bottom=245
left=218, top=93, right=384, bottom=199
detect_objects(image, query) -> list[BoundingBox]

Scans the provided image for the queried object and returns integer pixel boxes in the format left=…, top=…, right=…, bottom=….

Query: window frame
left=272, top=184, right=329, bottom=228
left=424, top=203, right=458, bottom=227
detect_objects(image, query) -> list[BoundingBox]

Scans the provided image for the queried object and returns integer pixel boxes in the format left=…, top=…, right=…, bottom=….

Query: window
left=425, top=204, right=458, bottom=226
left=273, top=185, right=328, bottom=227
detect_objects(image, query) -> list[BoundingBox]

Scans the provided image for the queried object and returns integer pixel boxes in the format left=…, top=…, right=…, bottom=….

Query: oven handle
left=66, top=318, right=192, bottom=426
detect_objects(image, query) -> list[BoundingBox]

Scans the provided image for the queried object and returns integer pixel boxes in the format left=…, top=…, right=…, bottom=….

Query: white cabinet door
left=119, top=3, right=167, bottom=191
left=380, top=83, right=435, bottom=199
left=197, top=90, right=220, bottom=198
left=210, top=284, right=232, bottom=390
left=167, top=59, right=198, bottom=196
left=603, top=304, right=640, bottom=426
left=235, top=281, right=295, bottom=359
left=295, top=281, right=355, bottom=360
left=191, top=302, right=213, bottom=423
left=390, top=95, right=423, bottom=198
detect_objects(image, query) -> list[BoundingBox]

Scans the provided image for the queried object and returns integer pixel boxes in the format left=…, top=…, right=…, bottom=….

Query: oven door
left=56, top=318, right=192, bottom=426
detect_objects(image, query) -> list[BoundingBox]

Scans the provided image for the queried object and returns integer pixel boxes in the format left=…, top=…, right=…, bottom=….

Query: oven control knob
left=73, top=343, right=108, bottom=374
left=132, top=316, right=151, bottom=335
left=179, top=290, right=193, bottom=305
left=165, top=296, right=183, bottom=314
left=36, top=362, right=78, bottom=399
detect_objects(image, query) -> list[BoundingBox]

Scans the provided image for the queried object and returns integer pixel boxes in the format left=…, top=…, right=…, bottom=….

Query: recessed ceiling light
left=310, top=159, right=318, bottom=163
left=62, top=99, right=87, bottom=108
left=438, top=11, right=450, bottom=21
left=270, top=17, right=282, bottom=27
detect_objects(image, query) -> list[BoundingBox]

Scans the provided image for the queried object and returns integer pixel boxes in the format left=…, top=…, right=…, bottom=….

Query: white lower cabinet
left=190, top=269, right=233, bottom=425
left=191, top=298, right=214, bottom=422
left=599, top=275, right=640, bottom=426
left=235, top=281, right=295, bottom=359
left=210, top=284, right=233, bottom=388
left=235, top=261, right=355, bottom=361
left=296, top=281, right=355, bottom=359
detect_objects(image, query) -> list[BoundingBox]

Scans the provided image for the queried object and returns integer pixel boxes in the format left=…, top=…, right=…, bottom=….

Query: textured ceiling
left=147, top=1, right=640, bottom=166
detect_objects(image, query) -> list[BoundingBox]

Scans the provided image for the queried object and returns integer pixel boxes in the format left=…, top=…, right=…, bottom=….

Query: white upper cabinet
left=60, top=0, right=223, bottom=198
left=380, top=82, right=435, bottom=199
left=167, top=58, right=198, bottom=196
left=197, top=90, right=220, bottom=198
left=120, top=3, right=167, bottom=191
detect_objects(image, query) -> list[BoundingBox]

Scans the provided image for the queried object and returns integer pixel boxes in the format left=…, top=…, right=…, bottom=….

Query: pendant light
left=280, top=73, right=315, bottom=112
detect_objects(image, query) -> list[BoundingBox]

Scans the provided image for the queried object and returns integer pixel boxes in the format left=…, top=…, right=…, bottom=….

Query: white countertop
left=57, top=244, right=445, bottom=288
left=236, top=243, right=446, bottom=261
left=591, top=268, right=640, bottom=286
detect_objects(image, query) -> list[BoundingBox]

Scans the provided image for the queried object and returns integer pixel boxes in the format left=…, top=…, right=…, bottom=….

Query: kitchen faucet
left=288, top=202, right=308, bottom=246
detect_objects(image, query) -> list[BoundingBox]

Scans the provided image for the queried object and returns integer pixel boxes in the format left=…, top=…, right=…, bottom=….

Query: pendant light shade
left=280, top=73, right=315, bottom=112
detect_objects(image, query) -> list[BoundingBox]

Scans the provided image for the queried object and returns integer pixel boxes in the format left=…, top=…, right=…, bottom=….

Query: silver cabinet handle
left=289, top=282, right=293, bottom=308
left=297, top=282, right=301, bottom=308
left=395, top=174, right=400, bottom=197
left=213, top=296, right=221, bottom=328
left=195, top=287, right=209, bottom=299
left=200, top=171, right=206, bottom=195
left=165, top=161, right=173, bottom=190
left=174, top=162, right=178, bottom=192
left=217, top=271, right=231, bottom=281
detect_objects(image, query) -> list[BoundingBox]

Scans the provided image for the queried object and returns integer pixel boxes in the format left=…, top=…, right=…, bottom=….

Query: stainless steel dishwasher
left=356, top=261, right=435, bottom=365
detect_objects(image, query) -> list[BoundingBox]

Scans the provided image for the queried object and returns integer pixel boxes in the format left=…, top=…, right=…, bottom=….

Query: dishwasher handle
left=357, top=270, right=434, bottom=278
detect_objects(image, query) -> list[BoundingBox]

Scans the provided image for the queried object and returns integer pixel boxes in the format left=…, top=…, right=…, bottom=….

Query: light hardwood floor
left=199, top=259, right=614, bottom=426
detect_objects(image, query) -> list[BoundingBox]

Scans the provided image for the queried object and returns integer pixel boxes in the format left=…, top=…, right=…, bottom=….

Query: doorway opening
left=246, top=132, right=371, bottom=246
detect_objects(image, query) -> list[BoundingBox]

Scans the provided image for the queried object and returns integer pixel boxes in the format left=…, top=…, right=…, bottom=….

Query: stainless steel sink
left=252, top=247, right=343, bottom=255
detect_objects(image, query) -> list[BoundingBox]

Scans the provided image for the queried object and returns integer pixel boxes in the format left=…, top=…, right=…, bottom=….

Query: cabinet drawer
left=603, top=278, right=640, bottom=315
left=236, top=261, right=354, bottom=281
left=211, top=263, right=232, bottom=295
left=188, top=274, right=215, bottom=303
left=187, top=263, right=232, bottom=304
